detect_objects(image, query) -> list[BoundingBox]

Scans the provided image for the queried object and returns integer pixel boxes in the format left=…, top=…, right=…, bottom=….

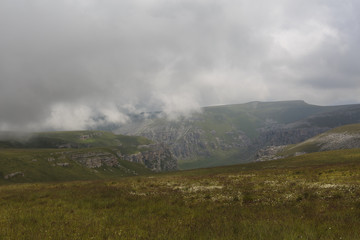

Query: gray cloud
left=0, top=0, right=360, bottom=130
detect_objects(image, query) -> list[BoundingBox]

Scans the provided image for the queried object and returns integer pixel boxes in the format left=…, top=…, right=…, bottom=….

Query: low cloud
left=0, top=0, right=360, bottom=130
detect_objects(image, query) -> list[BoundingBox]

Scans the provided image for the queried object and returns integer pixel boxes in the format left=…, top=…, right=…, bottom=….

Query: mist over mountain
left=1, top=0, right=360, bottom=131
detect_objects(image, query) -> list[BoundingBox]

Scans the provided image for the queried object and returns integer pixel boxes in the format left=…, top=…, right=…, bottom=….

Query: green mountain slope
left=116, top=100, right=360, bottom=169
left=280, top=123, right=360, bottom=157
left=0, top=148, right=152, bottom=184
left=0, top=131, right=176, bottom=184
left=0, top=130, right=151, bottom=149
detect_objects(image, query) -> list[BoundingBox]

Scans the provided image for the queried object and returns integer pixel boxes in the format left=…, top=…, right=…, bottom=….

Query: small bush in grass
left=233, top=195, right=240, bottom=202
left=242, top=192, right=254, bottom=204
left=204, top=194, right=211, bottom=200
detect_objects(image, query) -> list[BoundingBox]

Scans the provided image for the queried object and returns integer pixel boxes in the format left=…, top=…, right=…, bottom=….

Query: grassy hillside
left=194, top=100, right=332, bottom=139
left=0, top=131, right=158, bottom=184
left=0, top=130, right=151, bottom=149
left=194, top=101, right=360, bottom=141
left=204, top=100, right=323, bottom=125
left=136, top=100, right=348, bottom=140
left=326, top=123, right=360, bottom=134
left=1, top=149, right=360, bottom=239
left=0, top=148, right=152, bottom=184
left=280, top=123, right=360, bottom=157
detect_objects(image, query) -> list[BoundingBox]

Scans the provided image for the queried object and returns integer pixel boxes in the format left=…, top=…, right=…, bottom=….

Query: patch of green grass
left=1, top=148, right=360, bottom=239
left=327, top=123, right=360, bottom=134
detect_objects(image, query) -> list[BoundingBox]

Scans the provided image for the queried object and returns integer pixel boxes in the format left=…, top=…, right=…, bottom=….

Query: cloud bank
left=1, top=0, right=360, bottom=130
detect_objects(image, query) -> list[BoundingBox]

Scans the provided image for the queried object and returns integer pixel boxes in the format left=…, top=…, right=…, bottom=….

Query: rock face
left=71, top=152, right=120, bottom=168
left=255, top=127, right=330, bottom=146
left=117, top=119, right=253, bottom=161
left=119, top=144, right=176, bottom=172
left=116, top=117, right=337, bottom=163
left=68, top=144, right=176, bottom=172
left=254, top=146, right=287, bottom=162
left=4, top=172, right=24, bottom=180
left=314, top=133, right=360, bottom=151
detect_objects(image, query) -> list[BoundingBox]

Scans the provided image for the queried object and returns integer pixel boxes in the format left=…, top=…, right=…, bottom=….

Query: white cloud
left=44, top=104, right=94, bottom=130
left=43, top=103, right=129, bottom=130
left=155, top=92, right=202, bottom=120
left=272, top=20, right=339, bottom=58
left=0, top=0, right=359, bottom=130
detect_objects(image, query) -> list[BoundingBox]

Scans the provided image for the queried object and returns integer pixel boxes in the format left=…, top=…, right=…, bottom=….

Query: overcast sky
left=1, top=0, right=360, bottom=130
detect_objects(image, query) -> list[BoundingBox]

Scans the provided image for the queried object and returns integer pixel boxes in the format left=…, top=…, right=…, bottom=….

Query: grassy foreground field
left=1, top=149, right=360, bottom=239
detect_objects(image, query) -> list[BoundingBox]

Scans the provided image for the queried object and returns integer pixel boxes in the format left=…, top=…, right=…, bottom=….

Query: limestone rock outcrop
left=71, top=152, right=120, bottom=168
left=118, top=144, right=176, bottom=172
left=67, top=144, right=176, bottom=171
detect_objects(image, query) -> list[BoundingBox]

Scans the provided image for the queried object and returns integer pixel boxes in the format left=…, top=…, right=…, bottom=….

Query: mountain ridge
left=115, top=100, right=360, bottom=169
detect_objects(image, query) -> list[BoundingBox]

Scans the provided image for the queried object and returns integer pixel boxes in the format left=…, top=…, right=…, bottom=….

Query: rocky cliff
left=70, top=151, right=121, bottom=168
left=118, top=144, right=176, bottom=172
left=63, top=145, right=176, bottom=172
left=67, top=143, right=176, bottom=172
left=116, top=117, right=253, bottom=161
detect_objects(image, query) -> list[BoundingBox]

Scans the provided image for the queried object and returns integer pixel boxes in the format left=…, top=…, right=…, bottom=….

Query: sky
left=1, top=0, right=360, bottom=130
